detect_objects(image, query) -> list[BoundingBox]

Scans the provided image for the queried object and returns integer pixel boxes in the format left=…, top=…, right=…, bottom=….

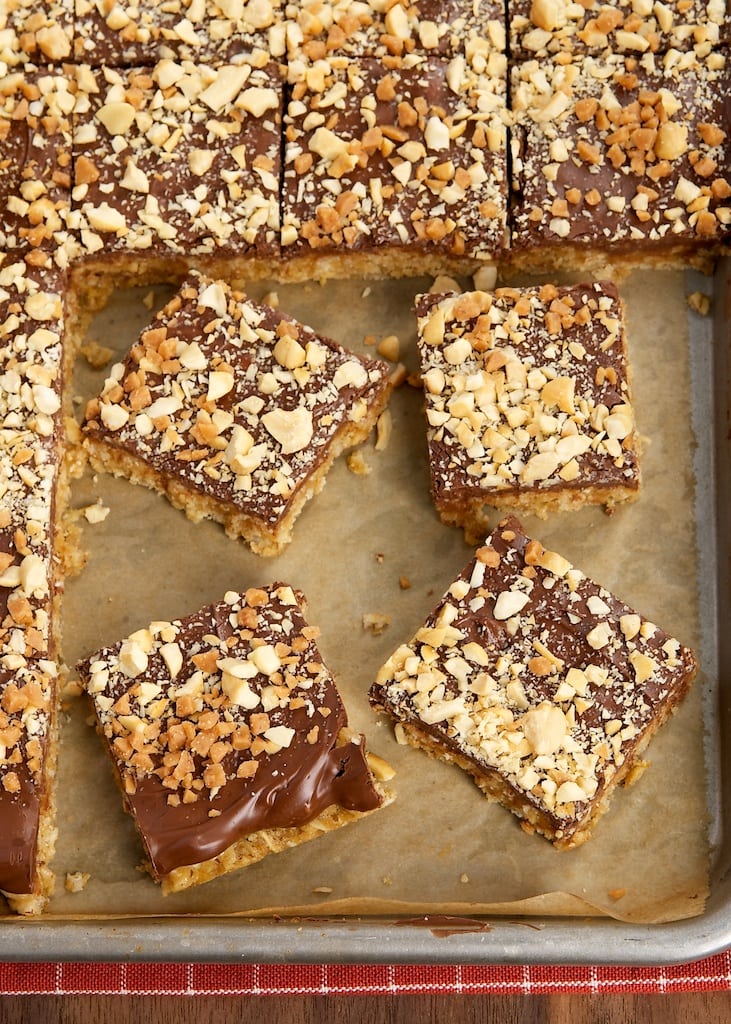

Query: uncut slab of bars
left=371, top=516, right=698, bottom=850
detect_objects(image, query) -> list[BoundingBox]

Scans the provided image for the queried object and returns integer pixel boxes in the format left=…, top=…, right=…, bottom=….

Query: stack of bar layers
left=0, top=0, right=728, bottom=912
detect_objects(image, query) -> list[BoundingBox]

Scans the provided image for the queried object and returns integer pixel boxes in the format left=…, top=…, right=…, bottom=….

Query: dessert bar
left=77, top=584, right=394, bottom=893
left=415, top=281, right=641, bottom=540
left=0, top=252, right=70, bottom=913
left=370, top=515, right=697, bottom=850
left=70, top=58, right=283, bottom=297
left=510, top=49, right=731, bottom=272
left=281, top=52, right=509, bottom=280
left=0, top=0, right=73, bottom=67
left=81, top=273, right=393, bottom=556
left=286, top=0, right=506, bottom=62
left=1, top=68, right=74, bottom=257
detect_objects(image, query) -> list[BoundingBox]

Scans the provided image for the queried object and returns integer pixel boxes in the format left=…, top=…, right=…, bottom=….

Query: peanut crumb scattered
left=608, top=888, right=627, bottom=901
left=375, top=409, right=392, bottom=451
left=80, top=340, right=115, bottom=369
left=430, top=274, right=461, bottom=294
left=399, top=575, right=411, bottom=590
left=61, top=678, right=83, bottom=700
left=460, top=873, right=470, bottom=884
left=312, top=886, right=333, bottom=894
left=687, top=291, right=711, bottom=316
left=346, top=450, right=371, bottom=476
left=262, top=291, right=280, bottom=308
left=472, top=265, right=498, bottom=291
left=377, top=334, right=400, bottom=361
left=83, top=501, right=110, bottom=524
left=363, top=612, right=390, bottom=636
left=65, top=871, right=91, bottom=893
left=142, top=290, right=156, bottom=310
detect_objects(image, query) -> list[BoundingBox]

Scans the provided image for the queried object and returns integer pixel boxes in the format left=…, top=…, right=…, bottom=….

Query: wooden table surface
left=1, top=991, right=729, bottom=1021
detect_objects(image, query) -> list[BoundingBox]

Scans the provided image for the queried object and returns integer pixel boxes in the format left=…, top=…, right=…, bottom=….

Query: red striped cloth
left=1, top=953, right=730, bottom=995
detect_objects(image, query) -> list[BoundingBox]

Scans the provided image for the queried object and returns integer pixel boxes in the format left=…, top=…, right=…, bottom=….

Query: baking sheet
left=0, top=260, right=728, bottom=964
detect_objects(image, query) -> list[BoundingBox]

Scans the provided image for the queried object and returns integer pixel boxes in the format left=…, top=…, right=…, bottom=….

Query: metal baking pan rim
left=0, top=902, right=729, bottom=966
left=0, top=263, right=727, bottom=968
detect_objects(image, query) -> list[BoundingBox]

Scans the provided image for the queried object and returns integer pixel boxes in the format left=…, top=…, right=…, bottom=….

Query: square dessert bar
left=0, top=69, right=74, bottom=256
left=0, top=1, right=73, bottom=67
left=371, top=515, right=698, bottom=850
left=509, top=0, right=730, bottom=62
left=77, top=584, right=394, bottom=892
left=81, top=273, right=393, bottom=556
left=70, top=59, right=283, bottom=294
left=0, top=252, right=71, bottom=913
left=286, top=0, right=507, bottom=62
left=510, top=50, right=731, bottom=273
left=73, top=0, right=286, bottom=68
left=281, top=53, right=509, bottom=281
left=415, top=282, right=640, bottom=541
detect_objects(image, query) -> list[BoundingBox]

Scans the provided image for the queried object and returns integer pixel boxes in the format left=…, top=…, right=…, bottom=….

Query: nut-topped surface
left=70, top=58, right=283, bottom=267
left=286, top=0, right=506, bottom=61
left=510, top=50, right=731, bottom=267
left=282, top=53, right=509, bottom=268
left=74, top=0, right=285, bottom=67
left=81, top=273, right=393, bottom=554
left=415, top=281, right=640, bottom=535
left=0, top=0, right=73, bottom=67
left=509, top=0, right=730, bottom=61
left=0, top=0, right=719, bottom=913
left=371, top=515, right=697, bottom=848
left=78, top=584, right=387, bottom=882
left=0, top=69, right=74, bottom=258
left=0, top=251, right=67, bottom=905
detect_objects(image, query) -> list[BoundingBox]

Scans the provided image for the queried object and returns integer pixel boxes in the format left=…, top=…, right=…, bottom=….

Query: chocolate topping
left=81, top=273, right=392, bottom=547
left=282, top=53, right=509, bottom=262
left=78, top=585, right=384, bottom=879
left=371, top=515, right=697, bottom=845
left=414, top=281, right=640, bottom=523
left=511, top=51, right=731, bottom=260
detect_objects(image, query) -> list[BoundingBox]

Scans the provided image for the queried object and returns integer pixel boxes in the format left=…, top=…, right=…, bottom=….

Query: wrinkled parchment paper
left=26, top=268, right=709, bottom=926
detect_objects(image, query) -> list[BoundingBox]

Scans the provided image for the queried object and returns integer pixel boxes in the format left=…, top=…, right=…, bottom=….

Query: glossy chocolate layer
left=0, top=70, right=73, bottom=255
left=73, top=0, right=283, bottom=67
left=78, top=585, right=384, bottom=879
left=372, top=515, right=697, bottom=843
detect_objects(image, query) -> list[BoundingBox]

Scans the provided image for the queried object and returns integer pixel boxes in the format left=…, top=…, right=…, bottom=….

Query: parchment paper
left=24, top=268, right=708, bottom=926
